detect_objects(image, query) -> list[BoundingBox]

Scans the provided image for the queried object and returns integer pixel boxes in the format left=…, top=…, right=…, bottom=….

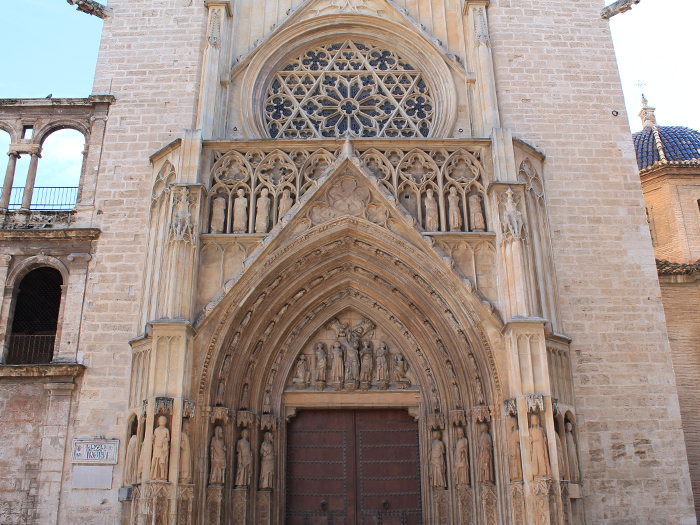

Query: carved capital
left=470, top=405, right=492, bottom=423
left=237, top=410, right=255, bottom=428
left=428, top=413, right=446, bottom=430
left=449, top=409, right=468, bottom=428
left=155, top=396, right=173, bottom=415
left=0, top=254, right=11, bottom=267
left=209, top=406, right=231, bottom=424
left=260, top=414, right=277, bottom=431
left=527, top=394, right=545, bottom=414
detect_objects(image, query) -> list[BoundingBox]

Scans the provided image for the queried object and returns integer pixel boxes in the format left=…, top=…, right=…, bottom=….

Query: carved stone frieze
left=1, top=210, right=72, bottom=229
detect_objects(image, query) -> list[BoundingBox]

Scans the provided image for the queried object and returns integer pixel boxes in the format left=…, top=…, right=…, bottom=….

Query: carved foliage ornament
left=265, top=41, right=434, bottom=139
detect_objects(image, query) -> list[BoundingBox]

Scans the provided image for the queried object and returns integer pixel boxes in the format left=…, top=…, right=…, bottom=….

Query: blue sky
left=0, top=0, right=698, bottom=187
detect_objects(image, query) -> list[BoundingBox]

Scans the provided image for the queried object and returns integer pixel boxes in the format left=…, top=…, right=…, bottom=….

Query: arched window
left=6, top=267, right=63, bottom=364
left=32, top=128, right=85, bottom=210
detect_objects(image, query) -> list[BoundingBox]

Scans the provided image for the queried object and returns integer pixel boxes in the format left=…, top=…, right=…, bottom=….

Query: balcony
left=5, top=334, right=56, bottom=365
left=7, top=186, right=78, bottom=211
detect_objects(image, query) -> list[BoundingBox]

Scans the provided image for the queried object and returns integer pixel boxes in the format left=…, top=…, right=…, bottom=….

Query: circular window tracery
left=264, top=40, right=435, bottom=139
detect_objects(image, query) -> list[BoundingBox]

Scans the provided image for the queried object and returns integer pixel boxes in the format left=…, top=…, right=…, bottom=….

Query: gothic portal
left=0, top=0, right=695, bottom=524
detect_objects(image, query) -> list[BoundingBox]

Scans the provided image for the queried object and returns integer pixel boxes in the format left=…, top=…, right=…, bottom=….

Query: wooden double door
left=286, top=409, right=422, bottom=524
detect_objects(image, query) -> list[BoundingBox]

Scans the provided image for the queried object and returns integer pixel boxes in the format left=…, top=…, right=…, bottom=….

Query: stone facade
left=0, top=0, right=696, bottom=523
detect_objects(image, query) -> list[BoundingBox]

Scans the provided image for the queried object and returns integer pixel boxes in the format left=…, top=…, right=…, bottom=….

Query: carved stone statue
left=232, top=188, right=248, bottom=233
left=430, top=429, right=447, bottom=489
left=278, top=188, right=294, bottom=218
left=235, top=428, right=253, bottom=488
left=375, top=343, right=389, bottom=389
left=173, top=187, right=191, bottom=235
left=565, top=421, right=580, bottom=482
left=313, top=342, right=327, bottom=389
left=240, top=383, right=250, bottom=410
left=255, top=188, right=271, bottom=233
left=469, top=193, right=486, bottom=232
left=529, top=413, right=550, bottom=478
left=359, top=341, right=373, bottom=390
left=503, top=188, right=523, bottom=239
left=209, top=425, right=226, bottom=485
left=124, top=433, right=139, bottom=486
left=555, top=427, right=567, bottom=480
left=475, top=376, right=485, bottom=405
left=292, top=355, right=309, bottom=389
left=215, top=380, right=225, bottom=406
left=180, top=422, right=192, bottom=484
left=508, top=416, right=523, bottom=482
left=259, top=432, right=275, bottom=490
left=150, top=416, right=170, bottom=481
left=329, top=342, right=344, bottom=390
left=424, top=188, right=439, bottom=231
left=344, top=341, right=360, bottom=389
left=455, top=426, right=470, bottom=486
left=448, top=187, right=462, bottom=232
left=392, top=353, right=410, bottom=388
left=210, top=195, right=226, bottom=233
left=477, top=422, right=494, bottom=483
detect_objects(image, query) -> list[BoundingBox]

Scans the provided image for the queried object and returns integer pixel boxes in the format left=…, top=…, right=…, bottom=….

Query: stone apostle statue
left=235, top=428, right=253, bottom=488
left=124, top=433, right=139, bottom=486
left=529, top=413, right=550, bottom=478
left=150, top=416, right=170, bottom=481
left=345, top=341, right=360, bottom=384
left=455, top=426, right=470, bottom=486
left=255, top=188, right=271, bottom=233
left=232, top=188, right=248, bottom=233
left=430, top=430, right=447, bottom=489
left=424, top=188, right=439, bottom=231
left=508, top=416, right=523, bottom=482
left=359, top=341, right=373, bottom=387
left=209, top=425, right=226, bottom=485
left=448, top=186, right=462, bottom=231
left=469, top=193, right=486, bottom=232
left=477, top=422, right=494, bottom=483
left=565, top=421, right=580, bottom=482
left=374, top=342, right=389, bottom=389
left=259, top=432, right=275, bottom=490
left=210, top=195, right=226, bottom=233
left=329, top=342, right=344, bottom=387
left=179, top=421, right=192, bottom=484
left=313, top=342, right=327, bottom=388
left=278, top=188, right=294, bottom=218
left=292, top=355, right=309, bottom=389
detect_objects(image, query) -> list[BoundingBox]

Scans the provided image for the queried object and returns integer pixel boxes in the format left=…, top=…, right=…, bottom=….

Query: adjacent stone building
left=0, top=1, right=696, bottom=523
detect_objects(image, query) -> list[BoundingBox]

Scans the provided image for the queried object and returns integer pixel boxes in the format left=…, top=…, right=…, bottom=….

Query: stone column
left=35, top=382, right=76, bottom=525
left=52, top=254, right=91, bottom=363
left=464, top=1, right=500, bottom=136
left=0, top=151, right=19, bottom=210
left=20, top=151, right=41, bottom=211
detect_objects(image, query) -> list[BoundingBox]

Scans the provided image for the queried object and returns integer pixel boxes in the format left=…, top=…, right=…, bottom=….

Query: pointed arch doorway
left=286, top=409, right=422, bottom=524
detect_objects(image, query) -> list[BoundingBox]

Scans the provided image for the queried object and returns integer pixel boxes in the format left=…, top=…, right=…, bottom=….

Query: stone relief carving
left=259, top=432, right=275, bottom=490
left=205, top=145, right=489, bottom=237
left=430, top=429, right=447, bottom=489
left=209, top=426, right=226, bottom=485
left=255, top=188, right=271, bottom=233
left=150, top=416, right=170, bottom=481
left=180, top=421, right=192, bottom=484
left=124, top=432, right=139, bottom=486
left=529, top=413, right=550, bottom=478
left=508, top=416, right=523, bottom=482
left=425, top=188, right=439, bottom=231
left=170, top=187, right=194, bottom=243
left=501, top=188, right=525, bottom=242
left=565, top=421, right=580, bottom=482
left=455, top=426, right=470, bottom=486
left=477, top=422, right=494, bottom=484
left=235, top=428, right=253, bottom=488
left=286, top=313, right=414, bottom=393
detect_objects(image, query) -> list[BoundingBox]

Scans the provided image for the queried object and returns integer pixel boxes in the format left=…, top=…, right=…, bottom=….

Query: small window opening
left=6, top=267, right=63, bottom=364
left=22, top=126, right=34, bottom=140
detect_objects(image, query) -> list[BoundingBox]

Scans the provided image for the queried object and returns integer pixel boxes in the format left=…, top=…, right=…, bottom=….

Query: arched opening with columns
left=191, top=212, right=508, bottom=523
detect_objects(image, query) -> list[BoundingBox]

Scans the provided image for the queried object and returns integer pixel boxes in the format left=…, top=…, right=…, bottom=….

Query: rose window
left=264, top=41, right=434, bottom=139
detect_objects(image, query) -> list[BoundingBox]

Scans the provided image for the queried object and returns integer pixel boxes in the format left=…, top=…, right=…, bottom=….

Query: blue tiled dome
left=633, top=125, right=700, bottom=172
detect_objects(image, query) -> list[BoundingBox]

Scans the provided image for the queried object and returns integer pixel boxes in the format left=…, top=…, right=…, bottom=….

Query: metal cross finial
left=635, top=81, right=649, bottom=105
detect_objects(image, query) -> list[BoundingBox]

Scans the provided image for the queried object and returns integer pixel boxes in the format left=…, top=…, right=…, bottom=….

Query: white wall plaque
left=71, top=439, right=119, bottom=465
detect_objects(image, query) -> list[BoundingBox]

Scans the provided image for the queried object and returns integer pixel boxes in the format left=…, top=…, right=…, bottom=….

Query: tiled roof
left=656, top=258, right=700, bottom=275
left=633, top=125, right=700, bottom=172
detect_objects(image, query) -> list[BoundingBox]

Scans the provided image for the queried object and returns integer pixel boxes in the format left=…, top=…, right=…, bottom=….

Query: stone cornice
left=0, top=227, right=100, bottom=242
left=0, top=95, right=115, bottom=108
left=0, top=363, right=86, bottom=381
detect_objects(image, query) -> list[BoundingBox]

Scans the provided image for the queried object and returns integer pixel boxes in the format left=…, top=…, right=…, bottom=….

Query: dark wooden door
left=286, top=409, right=422, bottom=525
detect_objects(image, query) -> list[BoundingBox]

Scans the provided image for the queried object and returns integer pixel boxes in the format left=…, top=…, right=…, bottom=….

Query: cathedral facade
left=0, top=0, right=696, bottom=524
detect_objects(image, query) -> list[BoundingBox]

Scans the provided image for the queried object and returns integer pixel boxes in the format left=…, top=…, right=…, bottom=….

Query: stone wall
left=660, top=278, right=700, bottom=516
left=488, top=0, right=695, bottom=522
left=0, top=382, right=45, bottom=524
left=56, top=0, right=207, bottom=522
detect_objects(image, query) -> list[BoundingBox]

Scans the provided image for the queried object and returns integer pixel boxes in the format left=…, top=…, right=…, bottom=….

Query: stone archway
left=193, top=213, right=508, bottom=524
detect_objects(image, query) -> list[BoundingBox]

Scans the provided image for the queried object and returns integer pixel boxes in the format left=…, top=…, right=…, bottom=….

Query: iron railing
left=8, top=187, right=78, bottom=211
left=5, top=334, right=55, bottom=364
